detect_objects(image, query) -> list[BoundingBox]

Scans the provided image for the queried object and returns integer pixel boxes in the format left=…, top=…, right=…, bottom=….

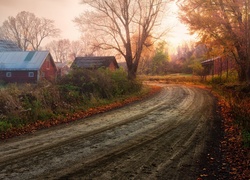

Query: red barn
left=0, top=51, right=57, bottom=83
left=201, top=56, right=236, bottom=76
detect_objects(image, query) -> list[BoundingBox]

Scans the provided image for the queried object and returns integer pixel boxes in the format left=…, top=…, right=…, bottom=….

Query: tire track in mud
left=60, top=86, right=215, bottom=180
left=0, top=85, right=217, bottom=180
left=0, top=86, right=168, bottom=163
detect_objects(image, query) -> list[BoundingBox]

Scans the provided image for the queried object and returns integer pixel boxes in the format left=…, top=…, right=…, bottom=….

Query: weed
left=209, top=75, right=250, bottom=146
left=0, top=121, right=12, bottom=133
left=242, top=130, right=250, bottom=147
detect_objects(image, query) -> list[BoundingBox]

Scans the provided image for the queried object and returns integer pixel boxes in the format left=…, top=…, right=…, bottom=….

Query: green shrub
left=0, top=121, right=12, bottom=133
left=37, top=109, right=55, bottom=121
left=208, top=70, right=238, bottom=85
left=58, top=68, right=142, bottom=100
left=1, top=115, right=26, bottom=129
left=242, top=130, right=250, bottom=147
left=213, top=82, right=250, bottom=146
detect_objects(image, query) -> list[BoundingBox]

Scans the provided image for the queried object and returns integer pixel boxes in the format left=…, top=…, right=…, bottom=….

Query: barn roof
left=0, top=51, right=50, bottom=71
left=72, top=56, right=119, bottom=69
left=0, top=40, right=21, bottom=52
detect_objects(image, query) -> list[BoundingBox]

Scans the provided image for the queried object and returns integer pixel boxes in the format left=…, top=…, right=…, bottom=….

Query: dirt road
left=0, top=84, right=220, bottom=180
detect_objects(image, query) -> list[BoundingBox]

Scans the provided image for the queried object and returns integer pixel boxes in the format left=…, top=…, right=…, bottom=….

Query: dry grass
left=138, top=74, right=201, bottom=84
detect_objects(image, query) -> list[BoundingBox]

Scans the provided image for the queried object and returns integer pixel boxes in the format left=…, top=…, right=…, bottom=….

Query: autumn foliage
left=179, top=0, right=250, bottom=82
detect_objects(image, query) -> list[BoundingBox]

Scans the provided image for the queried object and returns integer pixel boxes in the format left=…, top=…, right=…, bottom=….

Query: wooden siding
left=72, top=56, right=119, bottom=70
left=108, top=62, right=118, bottom=71
left=0, top=71, right=38, bottom=83
left=202, top=57, right=236, bottom=76
left=40, top=54, right=57, bottom=82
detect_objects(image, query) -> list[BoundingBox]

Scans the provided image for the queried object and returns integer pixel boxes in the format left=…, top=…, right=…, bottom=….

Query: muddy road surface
left=0, top=84, right=219, bottom=180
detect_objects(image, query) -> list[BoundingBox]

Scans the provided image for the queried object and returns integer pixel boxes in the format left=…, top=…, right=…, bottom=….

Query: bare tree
left=45, top=39, right=71, bottom=63
left=69, top=40, right=85, bottom=60
left=80, top=31, right=101, bottom=56
left=74, top=0, right=172, bottom=79
left=46, top=39, right=87, bottom=64
left=0, top=11, right=60, bottom=51
left=29, top=18, right=60, bottom=50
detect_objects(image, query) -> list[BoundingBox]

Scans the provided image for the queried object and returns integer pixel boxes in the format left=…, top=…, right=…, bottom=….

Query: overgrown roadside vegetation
left=0, top=68, right=161, bottom=140
left=206, top=73, right=250, bottom=147
left=206, top=74, right=250, bottom=179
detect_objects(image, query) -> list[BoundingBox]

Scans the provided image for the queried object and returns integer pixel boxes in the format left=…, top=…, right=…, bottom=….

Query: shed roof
left=55, top=62, right=68, bottom=69
left=72, top=56, right=119, bottom=69
left=201, top=57, right=221, bottom=65
left=0, top=40, right=21, bottom=52
left=0, top=51, right=50, bottom=71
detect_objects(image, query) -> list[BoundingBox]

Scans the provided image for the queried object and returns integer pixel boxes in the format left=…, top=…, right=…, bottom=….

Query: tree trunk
left=126, top=55, right=140, bottom=80
left=127, top=67, right=137, bottom=80
left=247, top=57, right=250, bottom=84
left=238, top=66, right=247, bottom=82
left=235, top=42, right=250, bottom=83
left=245, top=64, right=250, bottom=83
left=237, top=61, right=250, bottom=83
left=126, top=60, right=138, bottom=80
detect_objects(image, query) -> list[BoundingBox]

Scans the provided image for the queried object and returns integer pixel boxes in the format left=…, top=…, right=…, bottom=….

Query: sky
left=0, top=0, right=194, bottom=48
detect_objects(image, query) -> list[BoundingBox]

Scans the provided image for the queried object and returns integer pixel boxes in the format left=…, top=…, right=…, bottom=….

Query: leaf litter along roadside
left=0, top=85, right=162, bottom=141
left=217, top=97, right=250, bottom=179
left=197, top=90, right=250, bottom=180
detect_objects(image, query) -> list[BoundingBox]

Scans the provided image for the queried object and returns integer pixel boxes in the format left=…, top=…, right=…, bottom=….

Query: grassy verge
left=138, top=74, right=201, bottom=84
left=202, top=71, right=250, bottom=146
left=211, top=83, right=250, bottom=145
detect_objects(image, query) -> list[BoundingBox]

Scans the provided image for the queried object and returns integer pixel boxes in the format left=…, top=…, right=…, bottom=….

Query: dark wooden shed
left=71, top=56, right=119, bottom=70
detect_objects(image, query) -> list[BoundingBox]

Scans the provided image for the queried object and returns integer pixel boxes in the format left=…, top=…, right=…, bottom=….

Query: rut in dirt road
left=0, top=84, right=220, bottom=180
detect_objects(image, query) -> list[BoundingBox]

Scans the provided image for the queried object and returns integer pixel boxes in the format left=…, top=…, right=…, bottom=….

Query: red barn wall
left=108, top=62, right=117, bottom=71
left=213, top=57, right=236, bottom=75
left=0, top=71, right=37, bottom=83
left=40, top=55, right=57, bottom=82
left=202, top=57, right=237, bottom=76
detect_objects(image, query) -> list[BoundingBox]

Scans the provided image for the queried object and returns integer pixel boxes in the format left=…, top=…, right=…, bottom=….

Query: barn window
left=28, top=72, right=34, bottom=77
left=6, top=72, right=12, bottom=77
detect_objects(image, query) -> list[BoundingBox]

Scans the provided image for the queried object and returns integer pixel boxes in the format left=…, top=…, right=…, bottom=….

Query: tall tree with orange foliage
left=178, top=0, right=250, bottom=82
